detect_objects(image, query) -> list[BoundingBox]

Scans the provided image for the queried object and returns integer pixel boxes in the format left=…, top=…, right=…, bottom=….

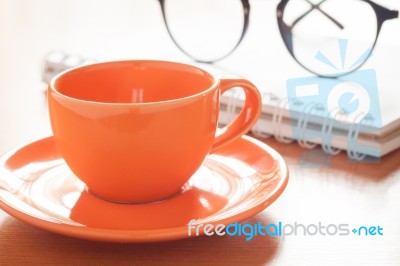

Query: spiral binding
left=321, top=107, right=342, bottom=155
left=347, top=112, right=374, bottom=160
left=225, top=88, right=375, bottom=158
left=296, top=102, right=324, bottom=149
left=272, top=97, right=297, bottom=143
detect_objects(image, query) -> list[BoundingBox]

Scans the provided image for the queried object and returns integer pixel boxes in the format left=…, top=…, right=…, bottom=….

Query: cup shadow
left=0, top=214, right=281, bottom=265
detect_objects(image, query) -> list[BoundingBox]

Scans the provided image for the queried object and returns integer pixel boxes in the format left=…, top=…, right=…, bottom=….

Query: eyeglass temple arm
left=291, top=0, right=344, bottom=30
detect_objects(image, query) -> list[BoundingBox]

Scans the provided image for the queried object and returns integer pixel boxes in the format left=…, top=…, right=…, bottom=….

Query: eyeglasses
left=158, top=0, right=398, bottom=77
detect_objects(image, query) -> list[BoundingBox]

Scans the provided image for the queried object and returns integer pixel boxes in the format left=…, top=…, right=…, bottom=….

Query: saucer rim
left=0, top=135, right=289, bottom=243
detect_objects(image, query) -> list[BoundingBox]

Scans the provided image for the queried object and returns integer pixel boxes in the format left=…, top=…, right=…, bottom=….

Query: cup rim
left=49, top=60, right=219, bottom=106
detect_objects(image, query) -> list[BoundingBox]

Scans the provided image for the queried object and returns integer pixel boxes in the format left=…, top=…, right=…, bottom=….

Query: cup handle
left=211, top=78, right=262, bottom=152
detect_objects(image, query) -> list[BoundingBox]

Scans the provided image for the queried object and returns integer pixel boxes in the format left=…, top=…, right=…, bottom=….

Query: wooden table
left=1, top=0, right=399, bottom=265
left=1, top=138, right=399, bottom=265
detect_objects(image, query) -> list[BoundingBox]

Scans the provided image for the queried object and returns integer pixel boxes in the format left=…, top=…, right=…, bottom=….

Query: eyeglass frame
left=277, top=0, right=399, bottom=77
left=158, top=0, right=398, bottom=77
left=158, top=0, right=250, bottom=64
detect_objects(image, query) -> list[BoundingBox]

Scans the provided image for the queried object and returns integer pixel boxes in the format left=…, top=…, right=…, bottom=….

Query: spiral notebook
left=211, top=44, right=400, bottom=159
left=41, top=40, right=400, bottom=159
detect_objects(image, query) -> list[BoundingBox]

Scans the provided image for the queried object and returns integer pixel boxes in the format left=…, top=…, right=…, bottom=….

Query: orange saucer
left=0, top=135, right=288, bottom=242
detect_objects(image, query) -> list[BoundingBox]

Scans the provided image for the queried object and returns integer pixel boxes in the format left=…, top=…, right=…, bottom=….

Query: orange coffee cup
left=48, top=60, right=261, bottom=203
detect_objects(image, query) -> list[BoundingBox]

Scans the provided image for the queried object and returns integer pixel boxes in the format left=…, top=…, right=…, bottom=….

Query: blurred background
left=0, top=0, right=174, bottom=152
left=0, top=0, right=399, bottom=153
